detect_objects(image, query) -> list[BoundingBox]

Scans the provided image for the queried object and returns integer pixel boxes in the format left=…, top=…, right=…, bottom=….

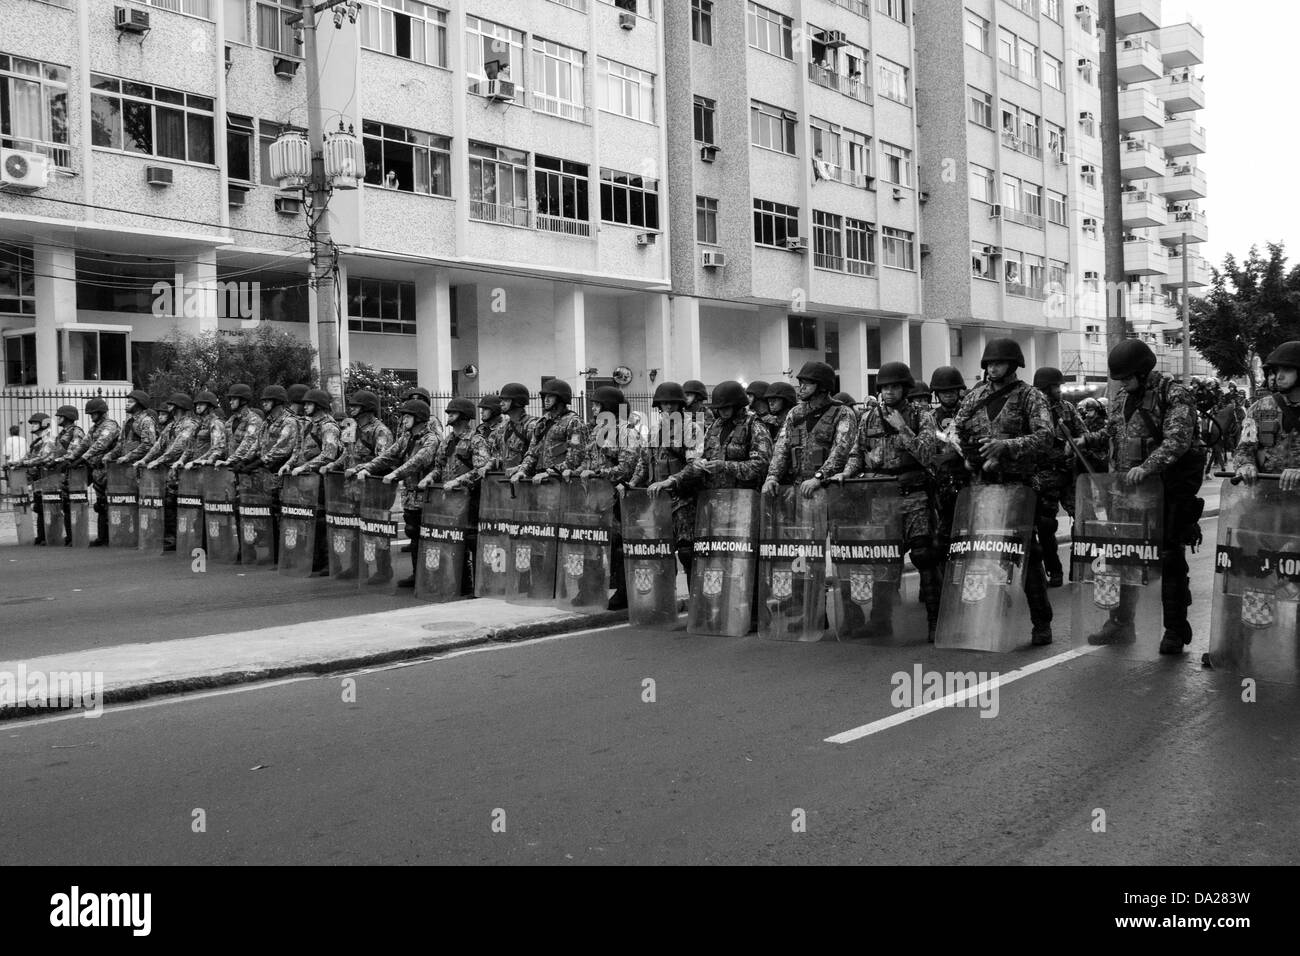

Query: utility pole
left=1098, top=0, right=1127, bottom=353
left=1181, top=231, right=1190, bottom=380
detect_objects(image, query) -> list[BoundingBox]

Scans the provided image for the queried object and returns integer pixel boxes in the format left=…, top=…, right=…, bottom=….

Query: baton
left=1215, top=470, right=1283, bottom=485
left=836, top=476, right=900, bottom=484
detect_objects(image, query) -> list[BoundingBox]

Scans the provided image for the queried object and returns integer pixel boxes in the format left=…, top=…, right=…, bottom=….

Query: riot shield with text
left=476, top=479, right=514, bottom=599
left=7, top=465, right=35, bottom=546
left=357, top=477, right=398, bottom=588
left=137, top=469, right=165, bottom=553
left=106, top=463, right=138, bottom=548
left=688, top=489, right=759, bottom=637
left=503, top=480, right=560, bottom=605
left=757, top=486, right=827, bottom=642
left=279, top=473, right=321, bottom=577
left=555, top=478, right=616, bottom=614
left=324, top=473, right=361, bottom=580
left=36, top=472, right=66, bottom=545
left=1210, top=477, right=1300, bottom=685
left=65, top=468, right=90, bottom=548
left=620, top=489, right=678, bottom=626
left=935, top=483, right=1036, bottom=652
left=1070, top=473, right=1164, bottom=657
left=203, top=467, right=239, bottom=564
left=175, top=468, right=205, bottom=558
left=414, top=488, right=471, bottom=602
left=236, top=472, right=276, bottom=566
left=826, top=480, right=909, bottom=641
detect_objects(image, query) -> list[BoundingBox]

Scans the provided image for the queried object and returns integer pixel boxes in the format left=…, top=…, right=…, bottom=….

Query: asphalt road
left=4, top=518, right=1297, bottom=865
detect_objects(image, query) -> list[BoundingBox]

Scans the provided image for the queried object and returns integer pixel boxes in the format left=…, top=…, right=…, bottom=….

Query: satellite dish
left=612, top=365, right=633, bottom=387
left=462, top=364, right=479, bottom=380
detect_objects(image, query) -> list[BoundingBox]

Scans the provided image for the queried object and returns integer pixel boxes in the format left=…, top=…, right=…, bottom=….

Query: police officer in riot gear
left=214, top=384, right=264, bottom=470
left=579, top=385, right=642, bottom=610
left=652, top=381, right=772, bottom=493
left=44, top=405, right=89, bottom=547
left=1031, top=366, right=1090, bottom=588
left=328, top=390, right=391, bottom=475
left=181, top=390, right=228, bottom=469
left=763, top=361, right=856, bottom=499
left=356, top=399, right=439, bottom=584
left=632, top=382, right=695, bottom=577
left=682, top=379, right=714, bottom=457
left=137, top=394, right=198, bottom=551
left=65, top=398, right=120, bottom=547
left=514, top=379, right=587, bottom=483
left=762, top=382, right=796, bottom=441
left=109, top=390, right=159, bottom=466
left=20, top=412, right=53, bottom=545
left=747, top=381, right=771, bottom=418
left=1237, top=341, right=1300, bottom=490
left=415, top=398, right=490, bottom=595
left=494, top=382, right=539, bottom=475
left=930, top=366, right=970, bottom=589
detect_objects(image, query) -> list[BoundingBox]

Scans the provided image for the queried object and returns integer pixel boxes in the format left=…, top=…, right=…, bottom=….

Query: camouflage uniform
left=366, top=422, right=440, bottom=573
left=932, top=400, right=970, bottom=555
left=426, top=426, right=491, bottom=592
left=765, top=399, right=856, bottom=486
left=666, top=410, right=773, bottom=492
left=222, top=406, right=265, bottom=469
left=490, top=413, right=540, bottom=473
left=760, top=409, right=788, bottom=442
left=115, top=409, right=159, bottom=465
left=519, top=409, right=588, bottom=477
left=41, top=422, right=87, bottom=545
left=332, top=413, right=392, bottom=473
left=1033, top=397, right=1089, bottom=580
left=683, top=403, right=714, bottom=461
left=140, top=412, right=198, bottom=550
left=253, top=407, right=298, bottom=488
left=631, top=431, right=696, bottom=575
left=587, top=419, right=644, bottom=485
left=1234, top=392, right=1300, bottom=473
left=182, top=410, right=229, bottom=466
left=289, top=411, right=343, bottom=472
left=70, top=417, right=121, bottom=543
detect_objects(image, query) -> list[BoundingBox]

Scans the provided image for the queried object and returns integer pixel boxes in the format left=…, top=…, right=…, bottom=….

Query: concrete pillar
left=643, top=293, right=671, bottom=385
left=1038, top=331, right=1060, bottom=371
left=966, top=326, right=988, bottom=387
left=668, top=295, right=700, bottom=381
left=32, top=244, right=75, bottom=387
left=336, top=261, right=350, bottom=373
left=879, top=317, right=910, bottom=368
left=757, top=305, right=788, bottom=382
left=1016, top=330, right=1038, bottom=377
left=839, top=316, right=870, bottom=400
left=179, top=250, right=219, bottom=333
left=920, top=318, right=950, bottom=379
left=415, top=267, right=453, bottom=393
left=554, top=283, right=586, bottom=386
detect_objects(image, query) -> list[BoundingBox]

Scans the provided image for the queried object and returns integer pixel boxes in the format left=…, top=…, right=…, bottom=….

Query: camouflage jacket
left=223, top=406, right=264, bottom=466
left=683, top=405, right=714, bottom=460
left=760, top=410, right=787, bottom=442
left=932, top=402, right=967, bottom=481
left=47, top=423, right=88, bottom=464
left=954, top=377, right=1052, bottom=481
left=1234, top=392, right=1300, bottom=472
left=115, top=409, right=159, bottom=464
left=1038, top=398, right=1088, bottom=476
left=256, top=407, right=299, bottom=473
left=631, top=442, right=690, bottom=487
left=20, top=429, right=52, bottom=466
left=1083, top=372, right=1200, bottom=473
left=520, top=410, right=588, bottom=477
left=495, top=413, right=540, bottom=472
left=430, top=428, right=491, bottom=487
left=143, top=414, right=198, bottom=467
left=333, top=414, right=392, bottom=473
left=587, top=419, right=644, bottom=485
left=73, top=418, right=121, bottom=468
left=183, top=410, right=229, bottom=465
left=289, top=411, right=342, bottom=470
left=668, top=410, right=773, bottom=491
left=839, top=401, right=936, bottom=479
left=370, top=423, right=440, bottom=510
left=767, top=399, right=857, bottom=484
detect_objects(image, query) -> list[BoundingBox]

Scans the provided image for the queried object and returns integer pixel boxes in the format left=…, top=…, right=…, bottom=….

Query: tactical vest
left=441, top=431, right=476, bottom=481
left=966, top=381, right=1037, bottom=478
left=786, top=402, right=845, bottom=480
left=533, top=411, right=577, bottom=470
left=859, top=403, right=925, bottom=475
left=258, top=409, right=291, bottom=457
left=354, top=417, right=387, bottom=459
left=1116, top=378, right=1201, bottom=469
left=298, top=413, right=330, bottom=461
left=647, top=444, right=688, bottom=483
left=55, top=424, right=83, bottom=454
left=191, top=411, right=221, bottom=456
left=500, top=415, right=535, bottom=470
left=933, top=407, right=965, bottom=476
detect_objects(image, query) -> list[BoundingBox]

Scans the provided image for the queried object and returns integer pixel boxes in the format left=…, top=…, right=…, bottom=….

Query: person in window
left=384, top=170, right=398, bottom=189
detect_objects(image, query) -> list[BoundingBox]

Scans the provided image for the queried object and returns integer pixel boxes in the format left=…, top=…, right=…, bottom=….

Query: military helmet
left=591, top=385, right=626, bottom=410
left=347, top=389, right=380, bottom=414
left=909, top=382, right=932, bottom=401
left=85, top=397, right=109, bottom=416
left=499, top=382, right=530, bottom=403
left=1078, top=397, right=1104, bottom=415
left=652, top=382, right=687, bottom=407
left=286, top=384, right=309, bottom=403
left=764, top=382, right=797, bottom=405
left=1107, top=339, right=1157, bottom=380
left=708, top=381, right=750, bottom=409
left=795, top=361, right=836, bottom=392
left=127, top=388, right=152, bottom=408
left=981, top=337, right=1026, bottom=369
left=446, top=397, right=477, bottom=420
left=261, top=385, right=288, bottom=405
left=746, top=380, right=771, bottom=402
left=538, top=378, right=573, bottom=403
left=28, top=412, right=50, bottom=426
left=876, top=361, right=915, bottom=389
left=404, top=386, right=432, bottom=404
left=166, top=393, right=194, bottom=412
left=194, top=390, right=220, bottom=408
left=397, top=399, right=431, bottom=422
left=1032, top=367, right=1064, bottom=389
left=682, top=380, right=709, bottom=401
left=1264, top=340, right=1300, bottom=372
left=303, top=388, right=332, bottom=410
left=56, top=404, right=79, bottom=421
left=929, top=366, right=967, bottom=391
left=226, top=383, right=254, bottom=402
left=834, top=391, right=856, bottom=406
left=477, top=394, right=503, bottom=413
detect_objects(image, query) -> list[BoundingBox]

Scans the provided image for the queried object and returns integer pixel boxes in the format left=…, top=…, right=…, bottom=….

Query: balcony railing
left=532, top=94, right=589, bottom=124
left=998, top=59, right=1038, bottom=86
left=535, top=213, right=592, bottom=237
left=846, top=259, right=877, bottom=278
left=470, top=201, right=532, bottom=228
left=1123, top=189, right=1156, bottom=203
left=1007, top=281, right=1047, bottom=300
left=827, top=0, right=870, bottom=17
left=814, top=252, right=845, bottom=272
left=1, top=136, right=72, bottom=170
left=807, top=63, right=870, bottom=103
left=1024, top=212, right=1046, bottom=230
left=1001, top=129, right=1043, bottom=159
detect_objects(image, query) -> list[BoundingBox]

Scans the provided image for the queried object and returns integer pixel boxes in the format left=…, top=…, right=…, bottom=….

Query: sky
left=1160, top=0, right=1300, bottom=269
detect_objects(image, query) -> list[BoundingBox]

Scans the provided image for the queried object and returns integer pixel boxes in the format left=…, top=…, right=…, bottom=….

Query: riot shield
left=414, top=488, right=471, bottom=602
left=324, top=473, right=361, bottom=580
left=620, top=489, right=679, bottom=626
left=826, top=480, right=909, bottom=641
left=105, top=463, right=138, bottom=548
left=278, top=473, right=321, bottom=577
left=757, top=486, right=827, bottom=642
left=687, top=489, right=759, bottom=637
left=175, top=468, right=205, bottom=558
left=236, top=472, right=276, bottom=566
left=36, top=472, right=67, bottom=545
left=934, top=483, right=1037, bottom=652
left=476, top=479, right=514, bottom=599
left=1070, top=473, right=1165, bottom=657
left=357, top=477, right=398, bottom=588
left=1209, top=476, right=1300, bottom=685
left=555, top=479, right=616, bottom=614
left=6, top=465, right=36, bottom=546
left=203, top=467, right=239, bottom=564
left=137, top=469, right=166, bottom=553
left=65, top=468, right=90, bottom=548
left=503, top=480, right=560, bottom=606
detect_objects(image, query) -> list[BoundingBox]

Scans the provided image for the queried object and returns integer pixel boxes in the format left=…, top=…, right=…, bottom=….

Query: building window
left=880, top=141, right=911, bottom=187
left=1001, top=173, right=1022, bottom=215
left=465, top=15, right=524, bottom=100
left=692, top=0, right=713, bottom=45
left=808, top=30, right=869, bottom=101
left=950, top=327, right=963, bottom=357
left=877, top=58, right=910, bottom=105
left=597, top=58, right=655, bottom=122
left=1043, top=53, right=1063, bottom=90
left=0, top=244, right=35, bottom=317
left=968, top=162, right=995, bottom=203
left=600, top=0, right=654, bottom=18
left=226, top=113, right=253, bottom=182
left=358, top=0, right=448, bottom=67
left=531, top=38, right=586, bottom=121
left=810, top=116, right=842, bottom=178
left=1080, top=164, right=1097, bottom=188
left=845, top=218, right=876, bottom=276
left=0, top=53, right=70, bottom=168
left=258, top=119, right=304, bottom=185
left=1046, top=190, right=1066, bottom=225
left=1049, top=259, right=1067, bottom=294
left=140, top=0, right=214, bottom=16
left=534, top=155, right=590, bottom=236
left=696, top=195, right=718, bottom=244
left=813, top=210, right=844, bottom=272
left=750, top=101, right=797, bottom=155
left=971, top=241, right=993, bottom=280
left=1078, top=111, right=1096, bottom=138
left=255, top=0, right=302, bottom=56
left=693, top=95, right=715, bottom=144
left=4, top=331, right=37, bottom=386
left=965, top=11, right=989, bottom=53
left=60, top=328, right=130, bottom=383
left=997, top=28, right=1015, bottom=68
left=754, top=198, right=799, bottom=247
left=90, top=74, right=215, bottom=164
left=600, top=168, right=660, bottom=229
left=347, top=277, right=416, bottom=335
left=746, top=2, right=793, bottom=59
left=469, top=142, right=530, bottom=227
left=881, top=226, right=914, bottom=270
left=363, top=121, right=451, bottom=196
left=225, top=0, right=249, bottom=44
left=968, top=86, right=993, bottom=128
left=1017, top=39, right=1039, bottom=82
left=843, top=127, right=872, bottom=178
left=1021, top=111, right=1040, bottom=153
left=876, top=0, right=907, bottom=23
left=1003, top=249, right=1023, bottom=290
left=1046, top=121, right=1066, bottom=156
left=1025, top=254, right=1046, bottom=297
left=1041, top=0, right=1060, bottom=21
left=789, top=316, right=817, bottom=350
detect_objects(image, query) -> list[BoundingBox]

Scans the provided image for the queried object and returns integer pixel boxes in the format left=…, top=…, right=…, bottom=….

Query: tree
left=1189, top=242, right=1300, bottom=387
left=343, top=362, right=412, bottom=429
left=147, top=325, right=318, bottom=401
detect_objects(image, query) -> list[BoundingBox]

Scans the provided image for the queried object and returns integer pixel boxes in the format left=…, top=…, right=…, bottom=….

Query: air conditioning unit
left=1075, top=3, right=1091, bottom=14
left=1081, top=163, right=1097, bottom=175
left=228, top=184, right=249, bottom=208
left=852, top=172, right=874, bottom=190
left=1084, top=270, right=1100, bottom=280
left=115, top=6, right=150, bottom=34
left=891, top=186, right=904, bottom=200
left=0, top=149, right=51, bottom=190
left=486, top=78, right=516, bottom=102
left=701, top=250, right=726, bottom=269
left=273, top=56, right=300, bottom=78
left=821, top=30, right=848, bottom=48
left=983, top=245, right=1002, bottom=257
left=635, top=232, right=658, bottom=246
left=784, top=236, right=808, bottom=253
left=619, top=11, right=637, bottom=29
left=699, top=144, right=719, bottom=163
left=918, top=190, right=930, bottom=204
left=920, top=243, right=932, bottom=256
left=1077, top=58, right=1092, bottom=69
left=1056, top=150, right=1069, bottom=165
left=274, top=193, right=302, bottom=215
left=989, top=203, right=1003, bottom=219
left=1079, top=111, right=1095, bottom=123
left=145, top=165, right=173, bottom=187
left=1082, top=217, right=1098, bottom=229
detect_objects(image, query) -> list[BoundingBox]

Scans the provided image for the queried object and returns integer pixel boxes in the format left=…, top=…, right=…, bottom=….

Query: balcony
left=1154, top=118, right=1206, bottom=157
left=1159, top=208, right=1209, bottom=245
left=535, top=214, right=593, bottom=238
left=1120, top=138, right=1164, bottom=180
left=1115, top=0, right=1159, bottom=36
left=1151, top=71, right=1205, bottom=113
left=808, top=63, right=871, bottom=103
left=1157, top=22, right=1205, bottom=69
left=1118, top=87, right=1163, bottom=132
left=1123, top=236, right=1168, bottom=276
left=1117, top=37, right=1162, bottom=84
left=1163, top=252, right=1211, bottom=288
left=469, top=200, right=533, bottom=228
left=1121, top=189, right=1165, bottom=228
left=1160, top=163, right=1207, bottom=201
left=1001, top=129, right=1043, bottom=160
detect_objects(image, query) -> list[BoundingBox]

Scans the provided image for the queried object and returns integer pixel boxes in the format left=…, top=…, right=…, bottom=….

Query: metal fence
left=0, top=387, right=134, bottom=463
